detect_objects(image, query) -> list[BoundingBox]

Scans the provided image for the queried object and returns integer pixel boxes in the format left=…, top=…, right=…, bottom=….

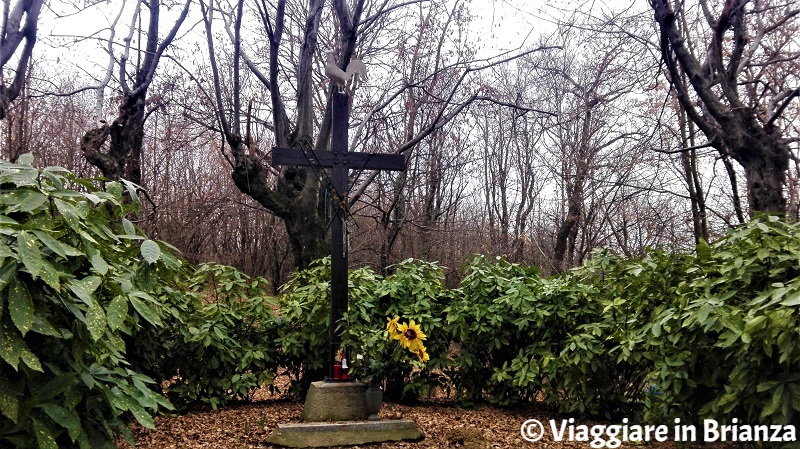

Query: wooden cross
left=271, top=91, right=406, bottom=380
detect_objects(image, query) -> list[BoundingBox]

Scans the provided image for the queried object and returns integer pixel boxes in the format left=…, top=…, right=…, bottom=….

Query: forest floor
left=117, top=381, right=737, bottom=449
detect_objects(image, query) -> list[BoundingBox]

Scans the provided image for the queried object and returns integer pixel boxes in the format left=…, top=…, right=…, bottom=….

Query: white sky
left=35, top=0, right=645, bottom=80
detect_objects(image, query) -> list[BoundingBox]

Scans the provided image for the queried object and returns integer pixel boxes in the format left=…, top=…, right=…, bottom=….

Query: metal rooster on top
left=325, top=52, right=367, bottom=96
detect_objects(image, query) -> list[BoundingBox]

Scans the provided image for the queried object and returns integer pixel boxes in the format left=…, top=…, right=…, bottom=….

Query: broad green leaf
left=19, top=344, right=42, bottom=372
left=106, top=296, right=128, bottom=332
left=16, top=232, right=61, bottom=289
left=33, top=374, right=74, bottom=402
left=121, top=179, right=141, bottom=213
left=0, top=318, right=42, bottom=371
left=67, top=276, right=101, bottom=306
left=80, top=373, right=94, bottom=390
left=0, top=189, right=47, bottom=212
left=90, top=254, right=109, bottom=276
left=32, top=418, right=58, bottom=449
left=85, top=301, right=106, bottom=342
left=30, top=230, right=66, bottom=259
left=16, top=231, right=42, bottom=276
left=32, top=230, right=82, bottom=259
left=8, top=277, right=34, bottom=336
left=0, top=320, right=25, bottom=371
left=17, top=153, right=34, bottom=166
left=82, top=243, right=108, bottom=275
left=779, top=289, right=800, bottom=307
left=123, top=395, right=155, bottom=429
left=0, top=259, right=16, bottom=295
left=0, top=168, right=37, bottom=186
left=160, top=250, right=182, bottom=269
left=53, top=198, right=83, bottom=232
left=18, top=190, right=47, bottom=212
left=0, top=214, right=18, bottom=226
left=761, top=384, right=785, bottom=419
left=106, top=181, right=123, bottom=199
left=140, top=240, right=161, bottom=264
left=81, top=192, right=102, bottom=204
left=743, top=315, right=767, bottom=334
left=122, top=218, right=136, bottom=236
left=31, top=313, right=64, bottom=338
left=129, top=296, right=161, bottom=326
left=38, top=403, right=81, bottom=430
left=0, top=241, right=13, bottom=258
left=757, top=381, right=781, bottom=393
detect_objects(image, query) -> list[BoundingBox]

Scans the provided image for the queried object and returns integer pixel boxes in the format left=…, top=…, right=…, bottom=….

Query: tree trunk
left=728, top=120, right=789, bottom=214
left=553, top=179, right=583, bottom=273
left=652, top=0, right=794, bottom=215
left=82, top=93, right=146, bottom=184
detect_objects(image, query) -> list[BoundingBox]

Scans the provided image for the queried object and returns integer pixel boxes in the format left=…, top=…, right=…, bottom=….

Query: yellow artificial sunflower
left=415, top=347, right=430, bottom=363
left=396, top=319, right=427, bottom=351
left=386, top=316, right=400, bottom=337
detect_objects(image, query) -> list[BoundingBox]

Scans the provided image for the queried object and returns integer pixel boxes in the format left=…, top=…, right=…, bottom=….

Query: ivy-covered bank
left=1, top=159, right=798, bottom=448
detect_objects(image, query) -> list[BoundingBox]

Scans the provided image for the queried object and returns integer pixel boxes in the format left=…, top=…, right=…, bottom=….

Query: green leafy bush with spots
left=0, top=156, right=177, bottom=448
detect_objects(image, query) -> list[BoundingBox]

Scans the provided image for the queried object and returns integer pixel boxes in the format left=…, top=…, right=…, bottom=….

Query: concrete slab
left=265, top=419, right=425, bottom=447
left=301, top=381, right=368, bottom=422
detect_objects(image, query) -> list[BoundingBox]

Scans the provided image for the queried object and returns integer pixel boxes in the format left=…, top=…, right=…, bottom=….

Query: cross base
left=265, top=420, right=424, bottom=447
left=301, top=381, right=368, bottom=422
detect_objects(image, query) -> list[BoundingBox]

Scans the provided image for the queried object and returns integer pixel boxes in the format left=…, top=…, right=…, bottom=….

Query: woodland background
left=0, top=0, right=798, bottom=286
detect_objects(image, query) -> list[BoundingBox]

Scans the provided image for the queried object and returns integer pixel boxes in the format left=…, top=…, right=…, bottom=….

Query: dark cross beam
left=271, top=91, right=406, bottom=380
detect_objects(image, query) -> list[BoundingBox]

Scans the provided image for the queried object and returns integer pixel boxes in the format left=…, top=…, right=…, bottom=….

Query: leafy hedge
left=0, top=158, right=280, bottom=447
left=275, top=257, right=449, bottom=401
left=643, top=216, right=800, bottom=425
left=445, top=216, right=800, bottom=426
left=0, top=157, right=175, bottom=448
left=131, top=262, right=278, bottom=410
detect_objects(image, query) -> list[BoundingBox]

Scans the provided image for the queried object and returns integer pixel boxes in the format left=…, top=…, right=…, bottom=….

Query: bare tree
left=200, top=0, right=555, bottom=269
left=0, top=0, right=42, bottom=121
left=651, top=0, right=799, bottom=214
left=2, top=64, right=98, bottom=173
left=80, top=0, right=191, bottom=184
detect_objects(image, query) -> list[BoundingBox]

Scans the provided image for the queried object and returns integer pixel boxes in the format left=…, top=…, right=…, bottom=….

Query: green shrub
left=352, top=259, right=449, bottom=401
left=643, top=216, right=800, bottom=426
left=445, top=255, right=627, bottom=413
left=553, top=248, right=687, bottom=419
left=445, top=255, right=549, bottom=406
left=275, top=258, right=382, bottom=396
left=277, top=258, right=449, bottom=401
left=131, top=263, right=279, bottom=410
left=0, top=157, right=174, bottom=448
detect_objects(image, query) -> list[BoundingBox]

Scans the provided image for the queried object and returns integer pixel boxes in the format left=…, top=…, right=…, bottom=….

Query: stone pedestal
left=301, top=381, right=368, bottom=422
left=266, top=380, right=425, bottom=447
left=266, top=420, right=424, bottom=447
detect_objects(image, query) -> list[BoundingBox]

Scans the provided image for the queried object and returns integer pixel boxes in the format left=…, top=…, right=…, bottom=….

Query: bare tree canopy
left=81, top=0, right=192, bottom=184
left=201, top=0, right=556, bottom=269
left=652, top=0, right=800, bottom=214
left=2, top=0, right=799, bottom=280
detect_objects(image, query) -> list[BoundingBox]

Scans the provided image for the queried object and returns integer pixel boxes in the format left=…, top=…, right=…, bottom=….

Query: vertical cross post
left=329, top=91, right=349, bottom=380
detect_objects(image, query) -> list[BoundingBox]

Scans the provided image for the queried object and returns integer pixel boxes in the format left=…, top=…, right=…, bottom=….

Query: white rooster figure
left=325, top=52, right=367, bottom=95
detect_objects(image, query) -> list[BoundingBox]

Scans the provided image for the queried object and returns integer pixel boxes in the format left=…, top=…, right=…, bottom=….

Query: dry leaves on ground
left=118, top=389, right=736, bottom=449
